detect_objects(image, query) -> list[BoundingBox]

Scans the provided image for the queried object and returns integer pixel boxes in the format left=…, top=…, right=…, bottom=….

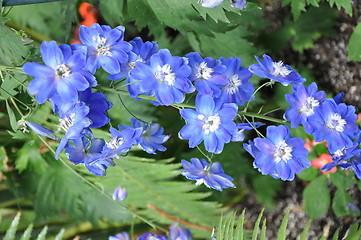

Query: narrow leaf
left=5, top=99, right=17, bottom=131
left=277, top=208, right=290, bottom=240
left=300, top=219, right=312, bottom=240
left=36, top=225, right=48, bottom=240
left=235, top=209, right=245, bottom=240
left=20, top=223, right=33, bottom=240
left=260, top=218, right=267, bottom=240
left=252, top=209, right=264, bottom=240
left=54, top=228, right=65, bottom=240
left=3, top=212, right=21, bottom=240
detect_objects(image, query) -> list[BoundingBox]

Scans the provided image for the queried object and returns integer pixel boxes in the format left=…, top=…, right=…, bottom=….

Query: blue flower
left=308, top=98, right=360, bottom=153
left=231, top=0, right=247, bottom=9
left=65, top=135, right=115, bottom=176
left=217, top=57, right=253, bottom=106
left=103, top=127, right=143, bottom=157
left=137, top=233, right=168, bottom=240
left=112, top=186, right=127, bottom=202
left=244, top=125, right=310, bottom=181
left=179, top=94, right=237, bottom=154
left=186, top=52, right=228, bottom=97
left=23, top=41, right=90, bottom=104
left=181, top=158, right=235, bottom=191
left=79, top=23, right=132, bottom=74
left=199, top=0, right=224, bottom=8
left=231, top=122, right=264, bottom=142
left=24, top=121, right=57, bottom=140
left=249, top=54, right=305, bottom=86
left=169, top=222, right=192, bottom=240
left=130, top=49, right=195, bottom=105
left=119, top=118, right=170, bottom=154
left=284, top=82, right=326, bottom=134
left=55, top=102, right=92, bottom=159
left=79, top=88, right=112, bottom=128
left=109, top=232, right=130, bottom=240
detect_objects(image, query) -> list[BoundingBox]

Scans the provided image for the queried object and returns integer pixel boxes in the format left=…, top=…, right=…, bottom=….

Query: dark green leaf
left=329, top=171, right=355, bottom=189
left=348, top=22, right=361, bottom=61
left=303, top=175, right=330, bottom=219
left=332, top=188, right=357, bottom=217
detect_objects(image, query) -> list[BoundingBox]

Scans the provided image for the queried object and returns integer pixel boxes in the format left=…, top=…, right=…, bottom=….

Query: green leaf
left=329, top=171, right=355, bottom=189
left=0, top=17, right=29, bottom=66
left=252, top=209, right=264, bottom=240
left=54, top=228, right=65, bottom=240
left=5, top=100, right=17, bottom=132
left=3, top=212, right=20, bottom=240
left=260, top=218, right=267, bottom=240
left=252, top=175, right=282, bottom=209
left=303, top=175, right=330, bottom=219
left=99, top=0, right=125, bottom=26
left=19, top=223, right=33, bottom=240
left=35, top=225, right=47, bottom=240
left=277, top=208, right=290, bottom=240
left=327, top=0, right=352, bottom=16
left=235, top=209, right=245, bottom=240
left=0, top=146, right=7, bottom=171
left=16, top=142, right=47, bottom=174
left=348, top=22, right=361, bottom=61
left=300, top=219, right=312, bottom=240
left=297, top=166, right=318, bottom=181
left=332, top=188, right=356, bottom=217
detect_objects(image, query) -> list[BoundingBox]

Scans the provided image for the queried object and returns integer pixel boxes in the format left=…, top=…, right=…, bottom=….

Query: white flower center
left=196, top=62, right=213, bottom=80
left=333, top=148, right=345, bottom=158
left=155, top=64, right=176, bottom=86
left=198, top=114, right=221, bottom=135
left=106, top=137, right=124, bottom=149
left=271, top=61, right=291, bottom=77
left=225, top=74, right=242, bottom=94
left=55, top=64, right=71, bottom=78
left=57, top=113, right=76, bottom=132
left=128, top=55, right=145, bottom=69
left=326, top=113, right=346, bottom=132
left=273, top=140, right=293, bottom=163
left=299, top=97, right=319, bottom=116
left=96, top=37, right=112, bottom=56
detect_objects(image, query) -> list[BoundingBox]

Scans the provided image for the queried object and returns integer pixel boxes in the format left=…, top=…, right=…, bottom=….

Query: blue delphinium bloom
left=284, top=82, right=326, bottom=134
left=249, top=54, right=305, bottom=86
left=109, top=232, right=130, bottom=240
left=243, top=125, right=310, bottom=181
left=137, top=233, right=168, bottom=240
left=308, top=98, right=360, bottom=153
left=186, top=52, right=228, bottom=97
left=169, top=223, right=192, bottom=240
left=130, top=49, right=195, bottom=105
left=79, top=88, right=112, bottom=128
left=55, top=102, right=92, bottom=159
left=179, top=94, right=237, bottom=154
left=217, top=57, right=253, bottom=105
left=231, top=122, right=264, bottom=142
left=231, top=0, right=247, bottom=9
left=23, top=41, right=90, bottom=104
left=79, top=23, right=132, bottom=74
left=199, top=0, right=224, bottom=8
left=102, top=127, right=143, bottom=158
left=65, top=135, right=115, bottom=176
left=112, top=186, right=127, bottom=202
left=119, top=118, right=170, bottom=154
left=24, top=121, right=57, bottom=140
left=181, top=158, right=235, bottom=191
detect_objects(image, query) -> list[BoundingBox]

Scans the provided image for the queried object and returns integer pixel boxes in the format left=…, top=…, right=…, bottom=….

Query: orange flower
left=311, top=153, right=336, bottom=174
left=304, top=138, right=325, bottom=152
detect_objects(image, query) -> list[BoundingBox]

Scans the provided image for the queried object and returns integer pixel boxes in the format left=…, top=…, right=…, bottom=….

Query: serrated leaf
left=16, top=142, right=47, bottom=174
left=303, top=175, right=330, bottom=219
left=0, top=17, right=29, bottom=66
left=348, top=22, right=361, bottom=61
left=3, top=212, right=20, bottom=240
left=327, top=0, right=352, bottom=16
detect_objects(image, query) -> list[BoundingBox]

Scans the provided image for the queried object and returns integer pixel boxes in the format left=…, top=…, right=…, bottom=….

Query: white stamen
left=271, top=61, right=291, bottom=77
left=273, top=140, right=293, bottom=163
left=196, top=62, right=213, bottom=80
left=299, top=97, right=320, bottom=116
left=55, top=64, right=71, bottom=78
left=96, top=37, right=112, bottom=56
left=225, top=74, right=242, bottom=94
left=199, top=114, right=221, bottom=135
left=57, top=113, right=76, bottom=132
left=155, top=64, right=176, bottom=86
left=326, top=113, right=346, bottom=132
left=106, top=137, right=124, bottom=149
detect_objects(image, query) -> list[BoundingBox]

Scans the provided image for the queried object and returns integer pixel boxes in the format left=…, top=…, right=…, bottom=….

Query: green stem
left=5, top=20, right=53, bottom=43
left=238, top=111, right=287, bottom=124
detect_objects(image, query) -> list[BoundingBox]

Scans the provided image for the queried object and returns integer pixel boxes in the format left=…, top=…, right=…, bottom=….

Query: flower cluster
left=199, top=0, right=248, bottom=9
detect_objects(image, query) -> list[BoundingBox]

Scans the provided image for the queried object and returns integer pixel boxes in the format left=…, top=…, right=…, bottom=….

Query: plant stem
left=239, top=111, right=287, bottom=124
